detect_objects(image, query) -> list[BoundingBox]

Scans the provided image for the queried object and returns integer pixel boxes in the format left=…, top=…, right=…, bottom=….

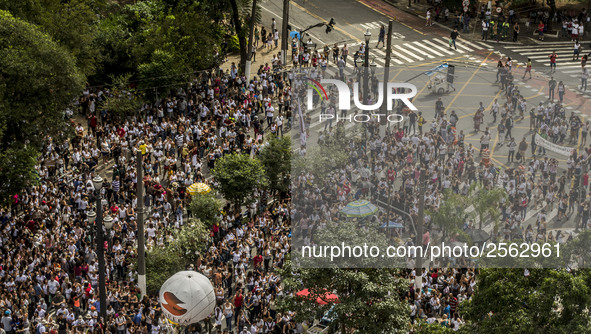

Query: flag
left=425, top=63, right=449, bottom=76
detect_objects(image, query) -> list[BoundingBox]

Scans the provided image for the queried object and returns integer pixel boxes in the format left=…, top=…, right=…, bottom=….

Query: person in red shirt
left=233, top=290, right=244, bottom=323
left=117, top=127, right=125, bottom=138
left=538, top=21, right=545, bottom=41
left=253, top=253, right=263, bottom=268
left=549, top=51, right=557, bottom=73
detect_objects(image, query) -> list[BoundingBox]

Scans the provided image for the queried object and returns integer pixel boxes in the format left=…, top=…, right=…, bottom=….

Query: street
left=262, top=0, right=591, bottom=246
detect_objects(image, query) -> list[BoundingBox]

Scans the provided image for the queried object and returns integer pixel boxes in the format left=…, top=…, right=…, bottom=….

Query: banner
left=425, top=63, right=448, bottom=76
left=535, top=134, right=575, bottom=157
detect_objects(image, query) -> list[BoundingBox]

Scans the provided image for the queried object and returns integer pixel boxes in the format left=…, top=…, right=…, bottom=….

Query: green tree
left=188, top=193, right=222, bottom=228
left=278, top=263, right=410, bottom=334
left=461, top=268, right=591, bottom=333
left=144, top=218, right=209, bottom=294
left=100, top=73, right=142, bottom=117
left=0, top=0, right=105, bottom=77
left=258, top=135, right=291, bottom=195
left=0, top=10, right=84, bottom=201
left=470, top=185, right=508, bottom=230
left=211, top=153, right=267, bottom=208
left=137, top=49, right=186, bottom=99
left=429, top=189, right=469, bottom=239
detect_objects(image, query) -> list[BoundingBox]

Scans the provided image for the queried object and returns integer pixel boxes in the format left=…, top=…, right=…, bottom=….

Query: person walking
left=549, top=76, right=557, bottom=101
left=507, top=137, right=516, bottom=162
left=574, top=40, right=582, bottom=61
left=426, top=9, right=433, bottom=26
left=523, top=58, right=532, bottom=79
left=450, top=28, right=460, bottom=50
left=549, top=51, right=557, bottom=73
left=377, top=25, right=386, bottom=48
left=518, top=137, right=528, bottom=163
left=558, top=81, right=565, bottom=102
left=505, top=116, right=514, bottom=141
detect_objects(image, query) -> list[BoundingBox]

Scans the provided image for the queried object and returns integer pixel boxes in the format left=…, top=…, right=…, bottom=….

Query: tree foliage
left=429, top=189, right=470, bottom=239
left=470, top=184, right=508, bottom=230
left=100, top=73, right=142, bottom=117
left=278, top=262, right=410, bottom=334
left=0, top=10, right=84, bottom=200
left=188, top=193, right=222, bottom=228
left=211, top=153, right=267, bottom=207
left=144, top=218, right=209, bottom=295
left=461, top=268, right=591, bottom=333
left=0, top=0, right=105, bottom=77
left=258, top=135, right=291, bottom=195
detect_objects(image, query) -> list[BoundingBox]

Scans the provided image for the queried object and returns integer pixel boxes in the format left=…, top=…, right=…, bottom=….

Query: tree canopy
left=0, top=10, right=84, bottom=199
left=278, top=263, right=410, bottom=334
left=460, top=268, right=591, bottom=333
left=211, top=153, right=267, bottom=207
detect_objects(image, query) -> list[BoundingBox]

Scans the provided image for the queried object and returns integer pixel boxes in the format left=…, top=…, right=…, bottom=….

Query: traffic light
left=326, top=18, right=336, bottom=34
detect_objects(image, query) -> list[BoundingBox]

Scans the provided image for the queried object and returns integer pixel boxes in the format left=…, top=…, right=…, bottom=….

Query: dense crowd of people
left=290, top=45, right=591, bottom=328
left=0, top=29, right=306, bottom=333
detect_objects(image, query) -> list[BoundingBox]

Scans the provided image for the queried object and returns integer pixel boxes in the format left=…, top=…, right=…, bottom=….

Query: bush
left=188, top=193, right=222, bottom=228
left=228, top=34, right=240, bottom=53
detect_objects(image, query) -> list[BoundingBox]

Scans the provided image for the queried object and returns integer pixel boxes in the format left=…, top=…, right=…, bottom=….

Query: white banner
left=535, top=134, right=575, bottom=157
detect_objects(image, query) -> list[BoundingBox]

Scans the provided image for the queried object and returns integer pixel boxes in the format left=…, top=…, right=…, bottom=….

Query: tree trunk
left=245, top=0, right=257, bottom=79
left=229, top=0, right=248, bottom=74
left=547, top=7, right=555, bottom=32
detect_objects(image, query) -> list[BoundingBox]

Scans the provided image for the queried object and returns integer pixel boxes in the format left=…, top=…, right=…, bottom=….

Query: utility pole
left=95, top=194, right=107, bottom=321
left=415, top=167, right=426, bottom=292
left=363, top=30, right=371, bottom=104
left=381, top=20, right=393, bottom=126
left=137, top=150, right=146, bottom=297
left=245, top=0, right=258, bottom=80
left=281, top=0, right=290, bottom=69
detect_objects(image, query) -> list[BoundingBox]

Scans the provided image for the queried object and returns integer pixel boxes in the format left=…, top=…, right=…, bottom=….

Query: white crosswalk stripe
left=360, top=22, right=381, bottom=30
left=403, top=43, right=435, bottom=58
left=308, top=38, right=490, bottom=68
left=422, top=39, right=456, bottom=55
left=432, top=38, right=465, bottom=53
left=504, top=42, right=584, bottom=68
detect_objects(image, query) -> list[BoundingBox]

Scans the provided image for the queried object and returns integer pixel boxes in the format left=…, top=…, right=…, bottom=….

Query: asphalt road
left=261, top=0, right=590, bottom=234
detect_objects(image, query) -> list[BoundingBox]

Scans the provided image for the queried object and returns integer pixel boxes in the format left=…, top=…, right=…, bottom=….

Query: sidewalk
left=380, top=0, right=579, bottom=45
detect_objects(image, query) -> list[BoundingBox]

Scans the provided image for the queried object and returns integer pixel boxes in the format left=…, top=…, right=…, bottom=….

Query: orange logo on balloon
left=162, top=291, right=187, bottom=316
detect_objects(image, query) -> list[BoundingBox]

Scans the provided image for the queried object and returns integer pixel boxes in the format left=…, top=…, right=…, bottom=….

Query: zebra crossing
left=504, top=42, right=586, bottom=78
left=296, top=38, right=494, bottom=135
left=333, top=37, right=493, bottom=67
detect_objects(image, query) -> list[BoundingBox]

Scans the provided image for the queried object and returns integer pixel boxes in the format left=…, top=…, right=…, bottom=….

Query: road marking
left=476, top=41, right=494, bottom=49
left=396, top=46, right=424, bottom=61
left=391, top=50, right=414, bottom=62
left=411, top=41, right=444, bottom=57
left=431, top=38, right=465, bottom=53
left=291, top=1, right=361, bottom=43
left=403, top=43, right=435, bottom=58
left=422, top=39, right=456, bottom=55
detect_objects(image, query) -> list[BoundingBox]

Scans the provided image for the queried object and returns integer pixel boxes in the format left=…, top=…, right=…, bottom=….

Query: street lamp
left=363, top=29, right=371, bottom=105
left=88, top=175, right=108, bottom=322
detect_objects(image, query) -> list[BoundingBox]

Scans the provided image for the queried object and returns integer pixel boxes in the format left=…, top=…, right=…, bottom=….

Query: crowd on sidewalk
left=0, top=29, right=306, bottom=333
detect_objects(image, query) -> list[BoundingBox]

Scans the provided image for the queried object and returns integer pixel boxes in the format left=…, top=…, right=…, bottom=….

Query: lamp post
left=363, top=30, right=371, bottom=105
left=87, top=175, right=108, bottom=322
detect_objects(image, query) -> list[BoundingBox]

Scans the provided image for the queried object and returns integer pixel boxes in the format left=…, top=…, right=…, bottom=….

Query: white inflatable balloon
left=159, top=271, right=216, bottom=325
